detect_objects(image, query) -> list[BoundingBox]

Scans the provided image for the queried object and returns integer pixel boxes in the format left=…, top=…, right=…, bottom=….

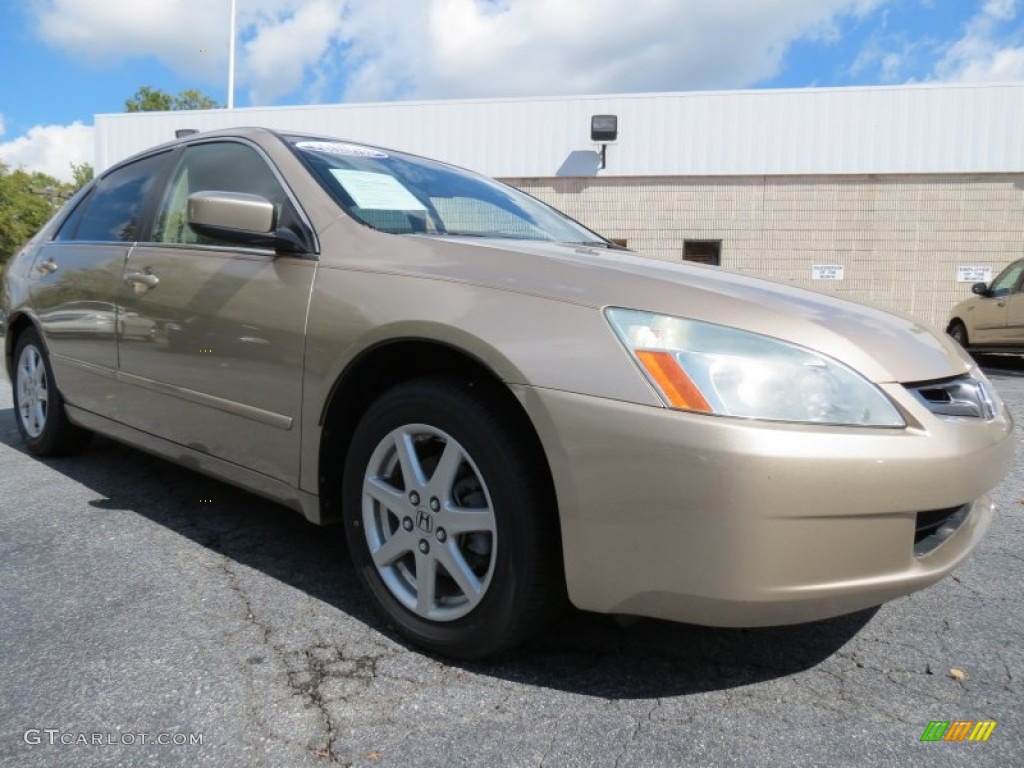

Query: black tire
left=948, top=320, right=969, bottom=348
left=11, top=327, right=92, bottom=456
left=341, top=376, right=564, bottom=658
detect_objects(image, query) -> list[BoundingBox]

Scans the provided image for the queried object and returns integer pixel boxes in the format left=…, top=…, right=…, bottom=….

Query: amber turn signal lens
left=635, top=350, right=713, bottom=412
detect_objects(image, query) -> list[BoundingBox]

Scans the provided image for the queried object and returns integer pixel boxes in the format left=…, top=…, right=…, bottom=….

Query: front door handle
left=36, top=258, right=58, bottom=275
left=124, top=270, right=160, bottom=293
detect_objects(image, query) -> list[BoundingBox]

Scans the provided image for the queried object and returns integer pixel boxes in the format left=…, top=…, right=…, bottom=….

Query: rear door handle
left=36, top=258, right=58, bottom=275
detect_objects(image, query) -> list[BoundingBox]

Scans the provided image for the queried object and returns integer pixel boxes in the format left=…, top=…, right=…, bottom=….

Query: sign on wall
left=812, top=265, right=845, bottom=280
left=956, top=266, right=993, bottom=284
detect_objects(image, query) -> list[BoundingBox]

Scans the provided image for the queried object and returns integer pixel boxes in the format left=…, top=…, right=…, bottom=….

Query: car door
left=28, top=151, right=170, bottom=415
left=112, top=139, right=317, bottom=485
left=1000, top=264, right=1024, bottom=345
left=968, top=261, right=1024, bottom=344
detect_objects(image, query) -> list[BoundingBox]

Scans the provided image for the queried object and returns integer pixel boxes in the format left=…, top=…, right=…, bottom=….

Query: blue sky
left=1, top=0, right=1021, bottom=180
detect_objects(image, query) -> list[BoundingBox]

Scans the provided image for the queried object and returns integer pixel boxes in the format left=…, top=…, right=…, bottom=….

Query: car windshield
left=287, top=135, right=604, bottom=245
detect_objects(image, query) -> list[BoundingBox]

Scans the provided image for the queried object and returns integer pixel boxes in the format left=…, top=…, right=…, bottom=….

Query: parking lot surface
left=1, top=359, right=1022, bottom=767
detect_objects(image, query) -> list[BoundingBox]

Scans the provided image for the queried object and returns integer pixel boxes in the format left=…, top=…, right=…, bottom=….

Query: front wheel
left=341, top=377, right=563, bottom=658
left=947, top=320, right=969, bottom=348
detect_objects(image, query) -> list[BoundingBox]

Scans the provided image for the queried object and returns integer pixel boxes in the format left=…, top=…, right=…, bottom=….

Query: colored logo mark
left=920, top=720, right=996, bottom=742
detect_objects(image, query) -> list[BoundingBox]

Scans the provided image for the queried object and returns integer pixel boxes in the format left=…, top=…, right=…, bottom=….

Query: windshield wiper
left=568, top=240, right=629, bottom=251
left=420, top=232, right=538, bottom=240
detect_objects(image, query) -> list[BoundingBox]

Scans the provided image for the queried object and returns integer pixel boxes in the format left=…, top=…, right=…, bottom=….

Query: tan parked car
left=1, top=128, right=1014, bottom=658
left=948, top=258, right=1024, bottom=349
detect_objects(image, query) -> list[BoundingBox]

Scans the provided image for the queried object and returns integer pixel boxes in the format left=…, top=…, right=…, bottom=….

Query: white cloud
left=337, top=0, right=889, bottom=101
left=243, top=1, right=346, bottom=104
left=31, top=0, right=346, bottom=104
left=0, top=123, right=94, bottom=181
left=32, top=0, right=230, bottom=79
left=935, top=0, right=1024, bottom=81
left=951, top=46, right=1024, bottom=80
left=0, top=113, right=6, bottom=137
left=983, top=0, right=1017, bottom=20
left=31, top=0, right=892, bottom=106
left=849, top=35, right=929, bottom=83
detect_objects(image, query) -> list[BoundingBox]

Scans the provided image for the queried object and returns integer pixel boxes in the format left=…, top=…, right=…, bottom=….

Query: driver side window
left=153, top=142, right=290, bottom=247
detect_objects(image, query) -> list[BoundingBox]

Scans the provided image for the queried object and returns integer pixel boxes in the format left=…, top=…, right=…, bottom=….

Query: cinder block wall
left=506, top=174, right=1024, bottom=330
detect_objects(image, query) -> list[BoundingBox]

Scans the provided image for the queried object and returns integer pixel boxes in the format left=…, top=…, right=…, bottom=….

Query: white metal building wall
left=94, top=83, right=1024, bottom=177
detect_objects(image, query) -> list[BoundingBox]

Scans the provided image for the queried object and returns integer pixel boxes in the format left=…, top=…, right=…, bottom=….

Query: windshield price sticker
left=330, top=169, right=426, bottom=211
left=957, top=266, right=992, bottom=283
left=296, top=141, right=389, bottom=159
left=812, top=265, right=845, bottom=280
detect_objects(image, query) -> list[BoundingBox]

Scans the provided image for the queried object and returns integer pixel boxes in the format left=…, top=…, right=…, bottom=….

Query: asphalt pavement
left=0, top=358, right=1021, bottom=768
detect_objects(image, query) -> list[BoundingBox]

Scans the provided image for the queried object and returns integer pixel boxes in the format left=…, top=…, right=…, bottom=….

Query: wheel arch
left=946, top=317, right=969, bottom=344
left=317, top=337, right=558, bottom=528
left=4, top=311, right=44, bottom=381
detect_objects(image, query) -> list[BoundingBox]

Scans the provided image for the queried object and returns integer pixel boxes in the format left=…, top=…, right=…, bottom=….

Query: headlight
left=606, top=308, right=905, bottom=427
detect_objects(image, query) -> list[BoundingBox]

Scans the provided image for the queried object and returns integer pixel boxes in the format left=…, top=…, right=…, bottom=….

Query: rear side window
left=59, top=152, right=167, bottom=242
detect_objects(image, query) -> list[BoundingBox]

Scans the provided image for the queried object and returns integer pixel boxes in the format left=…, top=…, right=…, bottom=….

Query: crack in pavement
left=612, top=699, right=659, bottom=768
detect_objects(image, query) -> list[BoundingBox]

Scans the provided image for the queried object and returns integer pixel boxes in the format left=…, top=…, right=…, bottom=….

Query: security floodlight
left=591, top=114, right=618, bottom=170
left=591, top=114, right=618, bottom=143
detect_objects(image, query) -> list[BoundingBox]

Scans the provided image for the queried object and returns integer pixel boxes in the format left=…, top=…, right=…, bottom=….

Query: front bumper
left=518, top=384, right=1014, bottom=627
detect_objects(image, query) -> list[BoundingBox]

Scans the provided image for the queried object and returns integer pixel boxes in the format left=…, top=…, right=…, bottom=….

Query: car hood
left=949, top=295, right=979, bottom=317
left=345, top=233, right=972, bottom=384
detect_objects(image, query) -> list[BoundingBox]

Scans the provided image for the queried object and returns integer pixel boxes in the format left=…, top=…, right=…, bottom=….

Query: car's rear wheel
left=948, top=320, right=969, bottom=348
left=12, top=328, right=92, bottom=456
left=342, top=376, right=563, bottom=658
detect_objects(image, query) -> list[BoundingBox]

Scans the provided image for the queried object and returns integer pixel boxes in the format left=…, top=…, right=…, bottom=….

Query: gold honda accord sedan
left=1, top=128, right=1014, bottom=658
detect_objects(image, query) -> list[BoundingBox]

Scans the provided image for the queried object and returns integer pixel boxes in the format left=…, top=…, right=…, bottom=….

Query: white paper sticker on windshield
left=329, top=169, right=426, bottom=211
left=296, top=141, right=389, bottom=159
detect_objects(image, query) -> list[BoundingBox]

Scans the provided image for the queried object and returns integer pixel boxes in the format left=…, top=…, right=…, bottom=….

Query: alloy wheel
left=361, top=424, right=497, bottom=622
left=16, top=344, right=49, bottom=438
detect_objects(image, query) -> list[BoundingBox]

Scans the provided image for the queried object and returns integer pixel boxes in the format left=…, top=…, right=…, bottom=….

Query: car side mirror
left=187, top=191, right=306, bottom=254
left=970, top=282, right=991, bottom=297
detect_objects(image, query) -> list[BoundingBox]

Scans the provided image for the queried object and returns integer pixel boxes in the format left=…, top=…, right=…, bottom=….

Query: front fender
left=297, top=266, right=661, bottom=493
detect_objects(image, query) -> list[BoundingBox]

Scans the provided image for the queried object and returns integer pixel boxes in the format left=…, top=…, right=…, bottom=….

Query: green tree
left=70, top=161, right=94, bottom=191
left=125, top=85, right=174, bottom=112
left=173, top=89, right=220, bottom=110
left=125, top=86, right=221, bottom=112
left=0, top=164, right=68, bottom=264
